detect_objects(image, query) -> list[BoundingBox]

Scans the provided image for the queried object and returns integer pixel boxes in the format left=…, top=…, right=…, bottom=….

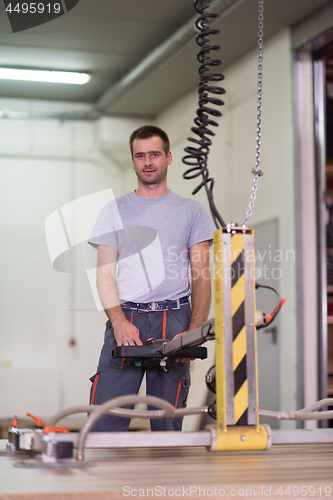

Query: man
left=88, top=125, right=215, bottom=431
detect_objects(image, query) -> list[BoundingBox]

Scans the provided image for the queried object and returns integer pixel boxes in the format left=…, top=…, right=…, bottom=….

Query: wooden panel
left=1, top=440, right=333, bottom=500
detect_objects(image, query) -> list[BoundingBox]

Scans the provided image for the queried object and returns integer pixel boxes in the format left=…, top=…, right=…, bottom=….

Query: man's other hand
left=172, top=331, right=195, bottom=363
left=114, top=319, right=142, bottom=347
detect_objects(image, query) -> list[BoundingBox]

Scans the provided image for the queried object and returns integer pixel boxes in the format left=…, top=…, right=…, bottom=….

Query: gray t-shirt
left=89, top=190, right=215, bottom=303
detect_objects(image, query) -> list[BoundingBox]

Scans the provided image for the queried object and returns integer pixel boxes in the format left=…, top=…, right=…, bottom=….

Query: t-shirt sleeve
left=88, top=199, right=123, bottom=250
left=188, top=202, right=216, bottom=249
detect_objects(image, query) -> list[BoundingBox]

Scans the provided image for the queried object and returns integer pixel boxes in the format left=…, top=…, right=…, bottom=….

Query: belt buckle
left=175, top=299, right=180, bottom=310
left=138, top=301, right=166, bottom=312
left=141, top=302, right=156, bottom=312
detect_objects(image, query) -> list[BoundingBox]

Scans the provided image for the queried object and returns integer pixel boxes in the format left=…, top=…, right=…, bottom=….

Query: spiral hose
left=182, top=0, right=226, bottom=228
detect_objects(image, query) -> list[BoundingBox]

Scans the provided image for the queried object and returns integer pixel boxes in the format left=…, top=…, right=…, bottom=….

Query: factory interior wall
left=0, top=28, right=299, bottom=429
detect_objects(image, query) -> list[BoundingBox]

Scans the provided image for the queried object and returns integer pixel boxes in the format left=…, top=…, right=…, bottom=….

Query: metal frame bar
left=222, top=230, right=235, bottom=424
left=313, top=57, right=329, bottom=407
left=244, top=231, right=258, bottom=425
left=25, top=428, right=333, bottom=452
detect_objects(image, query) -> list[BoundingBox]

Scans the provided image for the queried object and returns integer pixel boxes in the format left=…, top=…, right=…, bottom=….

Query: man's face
left=132, top=136, right=172, bottom=186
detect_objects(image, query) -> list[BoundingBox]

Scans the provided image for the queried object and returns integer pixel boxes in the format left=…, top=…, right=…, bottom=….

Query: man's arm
left=97, top=245, right=142, bottom=347
left=172, top=240, right=211, bottom=361
left=187, top=240, right=211, bottom=332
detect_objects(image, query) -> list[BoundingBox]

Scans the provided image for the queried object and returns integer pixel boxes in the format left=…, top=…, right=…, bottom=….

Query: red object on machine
left=265, top=298, right=286, bottom=324
left=43, top=426, right=69, bottom=435
left=27, top=413, right=43, bottom=428
left=11, top=415, right=18, bottom=428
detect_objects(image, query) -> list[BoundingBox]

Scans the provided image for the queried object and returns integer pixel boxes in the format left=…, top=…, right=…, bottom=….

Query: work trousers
left=89, top=303, right=191, bottom=431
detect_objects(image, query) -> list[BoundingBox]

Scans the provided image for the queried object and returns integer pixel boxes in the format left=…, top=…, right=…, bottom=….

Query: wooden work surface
left=1, top=440, right=333, bottom=500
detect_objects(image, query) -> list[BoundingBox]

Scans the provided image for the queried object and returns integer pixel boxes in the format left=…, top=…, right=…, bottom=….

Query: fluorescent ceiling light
left=0, top=68, right=91, bottom=85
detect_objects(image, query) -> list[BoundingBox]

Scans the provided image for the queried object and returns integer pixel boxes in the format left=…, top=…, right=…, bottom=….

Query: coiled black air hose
left=182, top=0, right=226, bottom=228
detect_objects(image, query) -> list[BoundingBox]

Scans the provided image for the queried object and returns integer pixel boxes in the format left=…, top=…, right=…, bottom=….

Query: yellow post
left=211, top=226, right=269, bottom=451
left=213, top=229, right=227, bottom=429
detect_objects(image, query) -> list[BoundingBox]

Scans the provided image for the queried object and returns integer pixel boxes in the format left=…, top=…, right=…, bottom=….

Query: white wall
left=0, top=28, right=298, bottom=427
left=0, top=104, right=143, bottom=418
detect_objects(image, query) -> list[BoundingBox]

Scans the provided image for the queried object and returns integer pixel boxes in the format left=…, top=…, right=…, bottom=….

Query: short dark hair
left=129, top=125, right=170, bottom=157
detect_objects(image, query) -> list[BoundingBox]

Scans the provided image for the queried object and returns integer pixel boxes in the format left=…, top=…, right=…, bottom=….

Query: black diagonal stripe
left=234, top=355, right=247, bottom=395
left=231, top=250, right=244, bottom=288
left=236, top=408, right=248, bottom=426
left=232, top=301, right=245, bottom=340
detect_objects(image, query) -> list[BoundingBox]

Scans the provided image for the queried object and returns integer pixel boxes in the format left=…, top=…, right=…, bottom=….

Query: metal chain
left=241, top=0, right=264, bottom=226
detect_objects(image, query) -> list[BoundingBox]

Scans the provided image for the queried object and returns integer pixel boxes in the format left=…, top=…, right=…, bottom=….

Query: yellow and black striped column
left=231, top=231, right=248, bottom=425
left=213, top=227, right=258, bottom=427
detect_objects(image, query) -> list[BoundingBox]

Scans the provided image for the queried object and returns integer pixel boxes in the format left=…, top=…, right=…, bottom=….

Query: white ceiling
left=0, top=0, right=332, bottom=118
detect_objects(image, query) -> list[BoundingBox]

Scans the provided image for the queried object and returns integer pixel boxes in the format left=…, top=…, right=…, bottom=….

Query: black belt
left=122, top=296, right=189, bottom=312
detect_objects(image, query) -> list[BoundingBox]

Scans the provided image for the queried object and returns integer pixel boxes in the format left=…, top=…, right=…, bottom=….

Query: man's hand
left=113, top=317, right=142, bottom=347
left=172, top=331, right=195, bottom=363
left=96, top=245, right=142, bottom=347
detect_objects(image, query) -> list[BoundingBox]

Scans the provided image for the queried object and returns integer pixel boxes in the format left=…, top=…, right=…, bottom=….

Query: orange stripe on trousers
left=121, top=310, right=135, bottom=369
left=174, top=378, right=182, bottom=407
left=90, top=373, right=100, bottom=404
left=172, top=378, right=182, bottom=422
left=162, top=310, right=167, bottom=340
